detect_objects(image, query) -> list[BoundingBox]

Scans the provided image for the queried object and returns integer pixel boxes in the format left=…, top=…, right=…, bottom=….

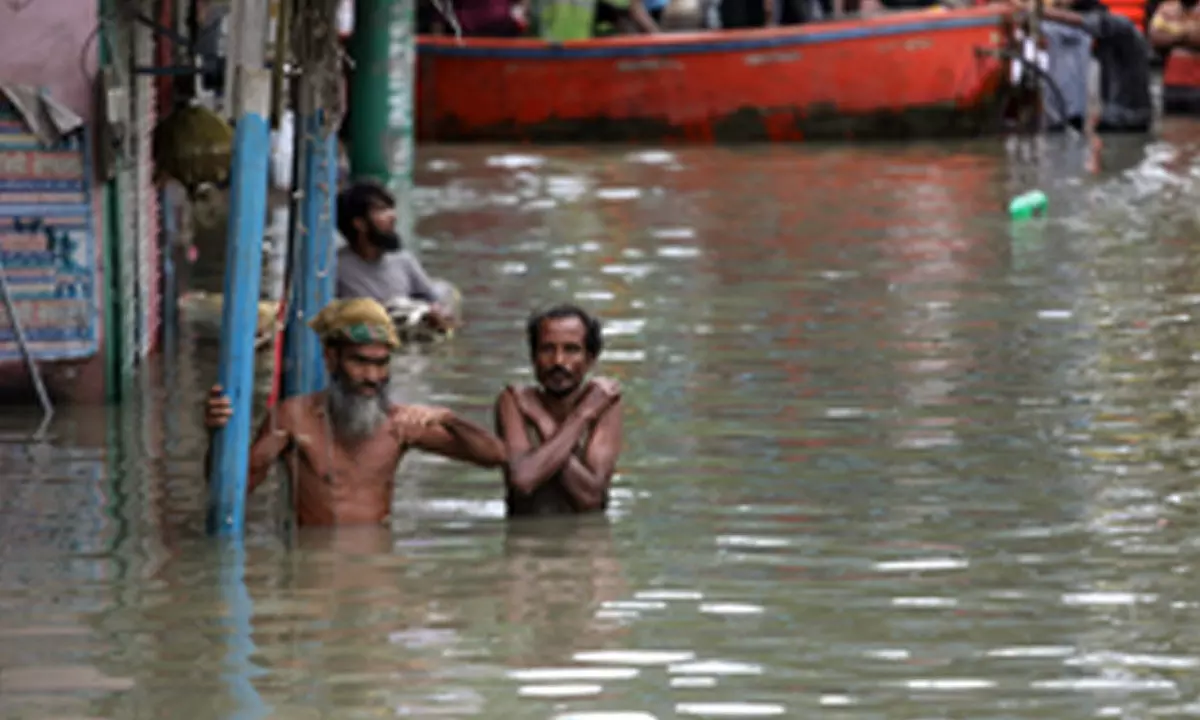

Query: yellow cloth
left=308, top=298, right=401, bottom=350
left=1152, top=14, right=1183, bottom=31
left=1152, top=4, right=1189, bottom=32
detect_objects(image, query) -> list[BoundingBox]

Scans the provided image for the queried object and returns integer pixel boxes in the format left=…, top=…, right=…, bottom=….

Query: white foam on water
left=874, top=557, right=968, bottom=572
left=676, top=702, right=786, bottom=716
left=486, top=153, right=544, bottom=169
left=1038, top=309, right=1074, bottom=320
left=574, top=650, right=695, bottom=666
left=1031, top=677, right=1176, bottom=692
left=547, top=175, right=590, bottom=201
left=602, top=600, right=668, bottom=611
left=668, top=660, right=762, bottom=676
left=1060, top=592, right=1157, bottom=606
left=497, top=262, right=528, bottom=275
left=602, top=350, right=647, bottom=363
left=698, top=603, right=764, bottom=616
left=554, top=713, right=658, bottom=720
left=904, top=678, right=995, bottom=690
left=625, top=150, right=676, bottom=165
left=892, top=597, right=959, bottom=608
left=716, top=535, right=790, bottom=549
left=509, top=667, right=640, bottom=682
left=596, top=187, right=642, bottom=201
left=575, top=290, right=615, bottom=301
left=672, top=676, right=718, bottom=688
left=518, top=683, right=604, bottom=698
left=651, top=227, right=696, bottom=240
left=605, top=319, right=646, bottom=335
left=656, top=245, right=701, bottom=258
left=601, top=263, right=656, bottom=279
left=635, top=590, right=704, bottom=601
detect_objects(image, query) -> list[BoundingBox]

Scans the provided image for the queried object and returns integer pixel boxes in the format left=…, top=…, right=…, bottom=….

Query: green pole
left=98, top=0, right=125, bottom=403
left=348, top=0, right=415, bottom=246
left=103, top=181, right=123, bottom=403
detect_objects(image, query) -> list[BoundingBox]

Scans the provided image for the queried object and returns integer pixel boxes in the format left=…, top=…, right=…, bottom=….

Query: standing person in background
left=1151, top=0, right=1200, bottom=112
left=428, top=0, right=529, bottom=35
left=719, top=0, right=775, bottom=27
left=593, top=0, right=662, bottom=34
left=644, top=0, right=671, bottom=24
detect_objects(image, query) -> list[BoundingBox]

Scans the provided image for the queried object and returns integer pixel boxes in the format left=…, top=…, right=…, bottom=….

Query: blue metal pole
left=207, top=68, right=273, bottom=538
left=282, top=111, right=337, bottom=399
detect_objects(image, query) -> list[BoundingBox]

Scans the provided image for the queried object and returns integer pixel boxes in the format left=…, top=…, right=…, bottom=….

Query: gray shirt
left=336, top=247, right=439, bottom=304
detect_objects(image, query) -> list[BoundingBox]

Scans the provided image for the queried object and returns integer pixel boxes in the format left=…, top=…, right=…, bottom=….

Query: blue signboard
left=0, top=101, right=98, bottom=362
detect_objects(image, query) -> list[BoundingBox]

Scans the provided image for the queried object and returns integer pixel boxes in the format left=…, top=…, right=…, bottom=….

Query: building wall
left=0, top=2, right=97, bottom=120
left=0, top=2, right=105, bottom=402
left=0, top=1, right=160, bottom=403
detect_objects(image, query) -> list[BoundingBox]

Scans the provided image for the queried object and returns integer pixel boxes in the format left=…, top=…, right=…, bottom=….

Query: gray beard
left=327, top=376, right=391, bottom=442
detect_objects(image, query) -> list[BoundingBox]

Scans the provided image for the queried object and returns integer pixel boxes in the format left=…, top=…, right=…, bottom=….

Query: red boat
left=416, top=5, right=1018, bottom=143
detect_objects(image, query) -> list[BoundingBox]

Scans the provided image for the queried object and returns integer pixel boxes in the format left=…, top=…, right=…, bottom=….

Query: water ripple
left=8, top=134, right=1200, bottom=718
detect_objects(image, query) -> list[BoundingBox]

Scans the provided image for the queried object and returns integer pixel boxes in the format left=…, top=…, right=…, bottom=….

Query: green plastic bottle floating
left=1009, top=190, right=1048, bottom=220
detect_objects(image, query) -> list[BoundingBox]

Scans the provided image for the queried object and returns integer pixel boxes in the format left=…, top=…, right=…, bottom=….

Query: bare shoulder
left=515, top=385, right=543, bottom=404
left=493, top=384, right=534, bottom=406
left=272, top=393, right=318, bottom=430
left=592, top=376, right=623, bottom=403
left=387, top=403, right=454, bottom=437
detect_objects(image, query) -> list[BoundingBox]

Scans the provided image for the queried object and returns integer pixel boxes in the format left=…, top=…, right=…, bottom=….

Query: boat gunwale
left=417, top=5, right=1010, bottom=59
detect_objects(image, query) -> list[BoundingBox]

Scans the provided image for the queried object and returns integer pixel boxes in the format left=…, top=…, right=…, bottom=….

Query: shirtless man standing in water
left=204, top=298, right=505, bottom=526
left=495, top=304, right=624, bottom=517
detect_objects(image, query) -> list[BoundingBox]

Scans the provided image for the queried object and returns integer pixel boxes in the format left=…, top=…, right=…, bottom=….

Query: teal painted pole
left=348, top=0, right=415, bottom=244
left=206, top=67, right=273, bottom=538
left=282, top=111, right=338, bottom=398
left=98, top=0, right=125, bottom=403
left=347, top=0, right=391, bottom=181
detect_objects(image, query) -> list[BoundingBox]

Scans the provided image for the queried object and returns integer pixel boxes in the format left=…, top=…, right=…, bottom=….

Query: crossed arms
left=1150, top=1, right=1200, bottom=50
left=494, top=381, right=623, bottom=512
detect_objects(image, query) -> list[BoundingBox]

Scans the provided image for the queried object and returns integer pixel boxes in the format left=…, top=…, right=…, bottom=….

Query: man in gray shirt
left=335, top=182, right=454, bottom=330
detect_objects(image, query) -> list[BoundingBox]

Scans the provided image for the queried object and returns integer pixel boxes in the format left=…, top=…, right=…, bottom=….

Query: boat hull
left=416, top=6, right=1013, bottom=143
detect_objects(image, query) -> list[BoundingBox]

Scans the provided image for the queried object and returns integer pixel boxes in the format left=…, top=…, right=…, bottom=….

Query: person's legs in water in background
left=718, top=0, right=767, bottom=28
left=593, top=0, right=660, bottom=34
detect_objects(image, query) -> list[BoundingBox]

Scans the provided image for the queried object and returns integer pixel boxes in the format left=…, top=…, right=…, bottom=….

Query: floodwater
left=5, top=121, right=1200, bottom=719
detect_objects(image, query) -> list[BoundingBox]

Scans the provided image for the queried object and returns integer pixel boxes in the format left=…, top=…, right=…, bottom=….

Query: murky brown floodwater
left=6, top=122, right=1200, bottom=719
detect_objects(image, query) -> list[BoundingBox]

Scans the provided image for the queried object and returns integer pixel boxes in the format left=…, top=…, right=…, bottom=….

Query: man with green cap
left=203, top=298, right=505, bottom=527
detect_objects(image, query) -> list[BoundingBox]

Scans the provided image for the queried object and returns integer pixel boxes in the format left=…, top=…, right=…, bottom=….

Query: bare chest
left=289, top=419, right=405, bottom=491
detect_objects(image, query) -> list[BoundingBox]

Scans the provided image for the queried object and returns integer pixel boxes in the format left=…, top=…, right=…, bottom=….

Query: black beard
left=543, top=384, right=575, bottom=399
left=369, top=227, right=402, bottom=252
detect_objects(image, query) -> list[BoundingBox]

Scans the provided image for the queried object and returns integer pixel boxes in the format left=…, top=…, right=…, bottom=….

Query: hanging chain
left=272, top=0, right=345, bottom=517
